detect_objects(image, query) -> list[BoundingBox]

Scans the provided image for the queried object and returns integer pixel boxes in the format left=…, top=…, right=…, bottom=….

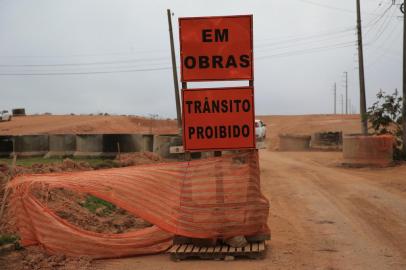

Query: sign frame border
left=182, top=86, right=256, bottom=152
left=179, top=14, right=254, bottom=82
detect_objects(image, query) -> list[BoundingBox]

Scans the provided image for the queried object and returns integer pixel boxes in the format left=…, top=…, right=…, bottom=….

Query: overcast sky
left=0, top=0, right=403, bottom=118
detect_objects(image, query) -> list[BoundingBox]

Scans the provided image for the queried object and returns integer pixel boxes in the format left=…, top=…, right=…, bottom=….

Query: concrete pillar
left=74, top=134, right=103, bottom=158
left=12, top=108, right=26, bottom=116
left=102, top=134, right=145, bottom=156
left=14, top=135, right=49, bottom=157
left=0, top=136, right=13, bottom=157
left=45, top=134, right=76, bottom=158
left=153, top=134, right=182, bottom=159
left=343, top=134, right=394, bottom=167
left=142, top=135, right=154, bottom=152
left=311, top=132, right=343, bottom=150
left=278, top=134, right=311, bottom=151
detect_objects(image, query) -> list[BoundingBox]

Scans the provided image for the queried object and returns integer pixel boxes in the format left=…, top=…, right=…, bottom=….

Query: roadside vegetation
left=367, top=89, right=404, bottom=160
left=80, top=195, right=117, bottom=216
left=0, top=157, right=117, bottom=168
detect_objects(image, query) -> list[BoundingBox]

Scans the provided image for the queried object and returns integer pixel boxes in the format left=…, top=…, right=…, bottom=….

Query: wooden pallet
left=168, top=242, right=266, bottom=261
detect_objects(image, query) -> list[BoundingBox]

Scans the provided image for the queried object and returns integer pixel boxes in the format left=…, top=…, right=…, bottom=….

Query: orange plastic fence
left=7, top=151, right=269, bottom=258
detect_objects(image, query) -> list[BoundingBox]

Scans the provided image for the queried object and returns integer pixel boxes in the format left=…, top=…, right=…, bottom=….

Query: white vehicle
left=255, top=119, right=266, bottom=141
left=0, top=110, right=12, bottom=122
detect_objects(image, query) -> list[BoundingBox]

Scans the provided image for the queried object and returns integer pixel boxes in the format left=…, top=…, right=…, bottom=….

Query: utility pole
left=167, top=9, right=182, bottom=131
left=403, top=0, right=406, bottom=156
left=334, top=82, right=337, bottom=114
left=349, top=98, right=352, bottom=115
left=356, top=0, right=368, bottom=134
left=344, top=71, right=348, bottom=114
left=341, top=94, right=344, bottom=115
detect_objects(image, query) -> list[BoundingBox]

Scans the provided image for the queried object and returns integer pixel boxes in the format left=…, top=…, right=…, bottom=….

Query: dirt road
left=91, top=150, right=406, bottom=270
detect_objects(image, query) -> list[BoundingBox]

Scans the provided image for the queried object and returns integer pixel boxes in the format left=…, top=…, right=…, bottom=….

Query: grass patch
left=0, top=234, right=19, bottom=246
left=0, top=157, right=115, bottom=168
left=80, top=195, right=116, bottom=216
left=0, top=157, right=62, bottom=167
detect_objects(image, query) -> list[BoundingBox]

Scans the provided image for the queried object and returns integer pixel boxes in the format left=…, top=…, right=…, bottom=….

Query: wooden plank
left=252, top=243, right=259, bottom=252
left=221, top=245, right=229, bottom=253
left=207, top=247, right=215, bottom=253
left=185, top=244, right=193, bottom=253
left=168, top=244, right=180, bottom=253
left=177, top=244, right=188, bottom=253
left=170, top=242, right=266, bottom=261
left=229, top=247, right=237, bottom=253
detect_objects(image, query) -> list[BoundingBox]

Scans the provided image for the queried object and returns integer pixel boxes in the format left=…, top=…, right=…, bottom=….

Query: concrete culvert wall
left=279, top=134, right=311, bottom=151
left=311, top=132, right=343, bottom=150
left=46, top=134, right=76, bottom=158
left=102, top=134, right=144, bottom=156
left=343, top=134, right=394, bottom=167
left=0, top=136, right=13, bottom=157
left=74, top=134, right=103, bottom=157
left=14, top=135, right=49, bottom=157
left=142, top=135, right=154, bottom=152
left=153, top=134, right=182, bottom=159
left=12, top=108, right=26, bottom=116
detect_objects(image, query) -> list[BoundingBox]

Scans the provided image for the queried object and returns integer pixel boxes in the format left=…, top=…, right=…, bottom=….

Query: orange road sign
left=179, top=15, right=253, bottom=82
left=182, top=87, right=255, bottom=151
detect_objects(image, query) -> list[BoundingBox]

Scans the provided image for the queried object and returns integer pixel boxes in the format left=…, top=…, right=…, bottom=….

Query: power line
left=0, top=56, right=169, bottom=67
left=364, top=1, right=394, bottom=32
left=366, top=21, right=402, bottom=69
left=256, top=41, right=356, bottom=60
left=256, top=31, right=355, bottom=52
left=256, top=26, right=356, bottom=48
left=294, top=0, right=364, bottom=14
left=0, top=66, right=171, bottom=76
left=294, top=0, right=393, bottom=16
left=0, top=48, right=168, bottom=60
left=365, top=6, right=397, bottom=45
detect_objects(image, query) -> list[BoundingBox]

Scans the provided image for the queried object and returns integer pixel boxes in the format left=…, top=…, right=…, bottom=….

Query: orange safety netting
left=7, top=151, right=269, bottom=258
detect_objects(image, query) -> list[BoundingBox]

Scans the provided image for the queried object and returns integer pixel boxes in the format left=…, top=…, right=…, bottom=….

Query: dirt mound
left=0, top=115, right=178, bottom=135
left=0, top=152, right=163, bottom=243
left=0, top=153, right=165, bottom=268
left=115, top=151, right=162, bottom=167
left=34, top=188, right=152, bottom=234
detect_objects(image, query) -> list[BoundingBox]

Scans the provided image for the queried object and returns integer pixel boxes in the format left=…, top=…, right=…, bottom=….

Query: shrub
left=367, top=90, right=404, bottom=160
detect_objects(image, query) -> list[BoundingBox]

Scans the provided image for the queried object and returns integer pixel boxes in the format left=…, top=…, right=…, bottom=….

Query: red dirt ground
left=0, top=115, right=178, bottom=135
left=1, top=114, right=406, bottom=270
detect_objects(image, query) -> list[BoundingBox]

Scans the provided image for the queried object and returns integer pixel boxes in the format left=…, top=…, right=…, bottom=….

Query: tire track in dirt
left=268, top=151, right=406, bottom=269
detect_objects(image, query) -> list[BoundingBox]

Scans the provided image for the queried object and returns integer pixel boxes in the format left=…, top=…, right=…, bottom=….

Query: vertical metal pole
left=344, top=71, right=348, bottom=114
left=167, top=9, right=182, bottom=130
left=334, top=82, right=337, bottom=114
left=182, top=81, right=190, bottom=160
left=403, top=0, right=406, bottom=156
left=356, top=0, right=368, bottom=134
left=341, top=94, right=344, bottom=115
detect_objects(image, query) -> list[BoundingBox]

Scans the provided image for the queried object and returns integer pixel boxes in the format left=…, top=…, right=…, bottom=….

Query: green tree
left=367, top=89, right=404, bottom=160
